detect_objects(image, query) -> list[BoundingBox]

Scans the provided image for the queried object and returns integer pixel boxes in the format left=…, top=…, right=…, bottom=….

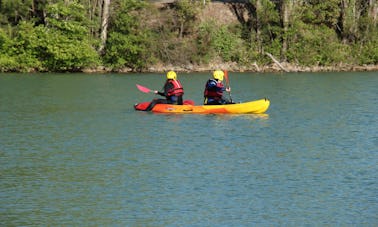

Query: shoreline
left=84, top=63, right=378, bottom=73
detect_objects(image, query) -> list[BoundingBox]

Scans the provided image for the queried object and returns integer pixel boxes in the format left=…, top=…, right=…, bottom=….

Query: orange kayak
left=134, top=98, right=270, bottom=114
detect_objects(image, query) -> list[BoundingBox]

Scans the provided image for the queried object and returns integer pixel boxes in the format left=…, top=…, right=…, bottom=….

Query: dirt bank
left=141, top=63, right=378, bottom=73
left=87, top=62, right=377, bottom=73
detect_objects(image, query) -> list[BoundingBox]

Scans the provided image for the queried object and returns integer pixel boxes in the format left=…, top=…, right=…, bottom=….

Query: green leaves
left=103, top=0, right=151, bottom=70
left=0, top=1, right=100, bottom=72
left=287, top=23, right=351, bottom=66
left=0, top=0, right=377, bottom=72
left=301, top=0, right=340, bottom=27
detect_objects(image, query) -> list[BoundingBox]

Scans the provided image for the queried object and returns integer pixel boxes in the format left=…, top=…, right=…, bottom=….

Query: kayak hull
left=134, top=98, right=270, bottom=114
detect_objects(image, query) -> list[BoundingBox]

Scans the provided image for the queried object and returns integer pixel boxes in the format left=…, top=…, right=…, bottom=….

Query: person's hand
left=226, top=87, right=231, bottom=92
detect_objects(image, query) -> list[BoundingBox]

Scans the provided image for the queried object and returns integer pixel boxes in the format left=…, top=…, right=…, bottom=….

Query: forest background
left=0, top=0, right=377, bottom=73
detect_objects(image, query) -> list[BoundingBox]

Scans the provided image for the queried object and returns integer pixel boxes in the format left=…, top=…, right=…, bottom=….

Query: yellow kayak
left=134, top=98, right=270, bottom=114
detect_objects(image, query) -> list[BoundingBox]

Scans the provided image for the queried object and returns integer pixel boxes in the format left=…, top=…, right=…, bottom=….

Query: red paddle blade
left=183, top=100, right=195, bottom=105
left=136, top=84, right=152, bottom=93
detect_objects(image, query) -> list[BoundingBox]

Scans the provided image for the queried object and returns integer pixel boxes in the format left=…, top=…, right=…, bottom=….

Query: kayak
left=134, top=98, right=270, bottom=114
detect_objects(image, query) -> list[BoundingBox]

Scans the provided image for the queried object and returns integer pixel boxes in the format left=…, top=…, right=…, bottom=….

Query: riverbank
left=84, top=1, right=378, bottom=74
left=84, top=62, right=378, bottom=73
left=146, top=62, right=378, bottom=73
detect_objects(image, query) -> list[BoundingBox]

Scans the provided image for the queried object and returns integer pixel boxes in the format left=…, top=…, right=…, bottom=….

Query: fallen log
left=265, top=52, right=289, bottom=72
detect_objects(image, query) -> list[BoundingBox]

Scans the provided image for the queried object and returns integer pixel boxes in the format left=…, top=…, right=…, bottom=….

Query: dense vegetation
left=0, top=0, right=377, bottom=72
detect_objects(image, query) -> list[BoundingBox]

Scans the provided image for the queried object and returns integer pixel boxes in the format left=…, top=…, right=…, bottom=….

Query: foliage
left=301, top=0, right=340, bottom=27
left=196, top=20, right=218, bottom=62
left=287, top=23, right=351, bottom=66
left=0, top=0, right=377, bottom=72
left=0, top=0, right=34, bottom=25
left=0, top=2, right=99, bottom=72
left=103, top=0, right=152, bottom=70
left=172, top=0, right=200, bottom=38
left=197, top=21, right=251, bottom=64
left=212, top=26, right=245, bottom=62
left=104, top=30, right=153, bottom=70
left=353, top=29, right=378, bottom=64
left=36, top=26, right=100, bottom=71
left=0, top=28, right=17, bottom=72
left=45, top=2, right=89, bottom=37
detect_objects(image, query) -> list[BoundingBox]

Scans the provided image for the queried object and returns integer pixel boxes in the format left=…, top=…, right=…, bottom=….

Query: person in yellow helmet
left=203, top=70, right=232, bottom=105
left=145, top=71, right=184, bottom=111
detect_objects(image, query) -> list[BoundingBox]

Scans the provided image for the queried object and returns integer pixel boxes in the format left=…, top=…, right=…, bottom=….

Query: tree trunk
left=266, top=52, right=289, bottom=72
left=369, top=0, right=378, bottom=25
left=88, top=0, right=100, bottom=36
left=32, top=0, right=47, bottom=26
left=179, top=21, right=184, bottom=39
left=99, top=0, right=110, bottom=53
left=340, top=0, right=359, bottom=43
left=255, top=0, right=262, bottom=53
left=281, top=0, right=292, bottom=62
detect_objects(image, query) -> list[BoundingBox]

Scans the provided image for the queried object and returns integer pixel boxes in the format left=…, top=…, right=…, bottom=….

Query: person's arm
left=154, top=81, right=171, bottom=96
left=207, top=80, right=217, bottom=90
left=163, top=81, right=174, bottom=96
left=154, top=90, right=165, bottom=96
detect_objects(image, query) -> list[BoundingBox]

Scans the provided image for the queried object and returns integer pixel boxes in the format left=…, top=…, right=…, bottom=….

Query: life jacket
left=204, top=79, right=224, bottom=99
left=166, top=79, right=184, bottom=97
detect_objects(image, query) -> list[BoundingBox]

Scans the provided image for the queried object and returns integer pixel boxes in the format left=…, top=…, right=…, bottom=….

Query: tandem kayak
left=134, top=98, right=270, bottom=114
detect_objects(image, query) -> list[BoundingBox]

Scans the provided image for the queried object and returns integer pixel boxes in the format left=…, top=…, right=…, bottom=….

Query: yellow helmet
left=213, top=70, right=224, bottom=81
left=166, top=71, right=177, bottom=80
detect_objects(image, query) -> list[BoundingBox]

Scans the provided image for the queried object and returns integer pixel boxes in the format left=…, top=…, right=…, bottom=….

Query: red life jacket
left=166, top=79, right=184, bottom=97
left=204, top=79, right=224, bottom=99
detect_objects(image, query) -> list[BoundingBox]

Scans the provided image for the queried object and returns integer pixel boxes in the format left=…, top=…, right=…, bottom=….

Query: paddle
left=136, top=83, right=195, bottom=105
left=223, top=70, right=233, bottom=103
left=136, top=84, right=156, bottom=94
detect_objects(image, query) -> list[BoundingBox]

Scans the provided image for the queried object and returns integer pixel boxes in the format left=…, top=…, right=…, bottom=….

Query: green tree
left=173, top=0, right=200, bottom=39
left=0, top=0, right=34, bottom=25
left=103, top=0, right=152, bottom=71
left=287, top=22, right=351, bottom=66
left=4, top=22, right=42, bottom=72
left=301, top=0, right=340, bottom=27
left=0, top=28, right=19, bottom=72
left=40, top=1, right=99, bottom=71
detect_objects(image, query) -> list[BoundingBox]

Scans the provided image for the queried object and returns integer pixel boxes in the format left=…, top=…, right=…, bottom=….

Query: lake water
left=0, top=72, right=377, bottom=226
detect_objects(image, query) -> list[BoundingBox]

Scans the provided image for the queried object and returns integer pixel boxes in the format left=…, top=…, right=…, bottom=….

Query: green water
left=0, top=72, right=377, bottom=226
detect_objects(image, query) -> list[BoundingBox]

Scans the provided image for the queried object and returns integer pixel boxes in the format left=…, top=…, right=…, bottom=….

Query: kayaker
left=145, top=71, right=184, bottom=111
left=203, top=70, right=232, bottom=105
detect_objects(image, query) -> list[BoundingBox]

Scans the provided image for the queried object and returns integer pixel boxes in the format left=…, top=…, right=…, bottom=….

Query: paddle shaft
left=224, top=70, right=233, bottom=103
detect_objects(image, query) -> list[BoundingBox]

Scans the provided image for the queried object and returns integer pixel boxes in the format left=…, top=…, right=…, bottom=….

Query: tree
left=99, top=0, right=110, bottom=53
left=368, top=0, right=377, bottom=25
left=280, top=0, right=296, bottom=61
left=301, top=0, right=339, bottom=28
left=38, top=1, right=99, bottom=71
left=338, top=0, right=359, bottom=43
left=103, top=0, right=152, bottom=71
left=173, top=0, right=199, bottom=39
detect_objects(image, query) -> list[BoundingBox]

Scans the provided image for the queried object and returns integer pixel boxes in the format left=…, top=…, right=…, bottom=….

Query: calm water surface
left=0, top=72, right=377, bottom=226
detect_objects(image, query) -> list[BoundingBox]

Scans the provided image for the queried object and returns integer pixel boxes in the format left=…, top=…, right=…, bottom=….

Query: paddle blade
left=223, top=70, right=233, bottom=103
left=136, top=84, right=152, bottom=93
left=224, top=70, right=230, bottom=88
left=183, top=100, right=195, bottom=105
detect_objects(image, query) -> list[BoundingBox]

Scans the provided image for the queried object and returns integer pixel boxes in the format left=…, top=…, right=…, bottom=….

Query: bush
left=0, top=55, right=18, bottom=72
left=353, top=28, right=378, bottom=64
left=287, top=23, right=351, bottom=66
left=197, top=21, right=248, bottom=64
